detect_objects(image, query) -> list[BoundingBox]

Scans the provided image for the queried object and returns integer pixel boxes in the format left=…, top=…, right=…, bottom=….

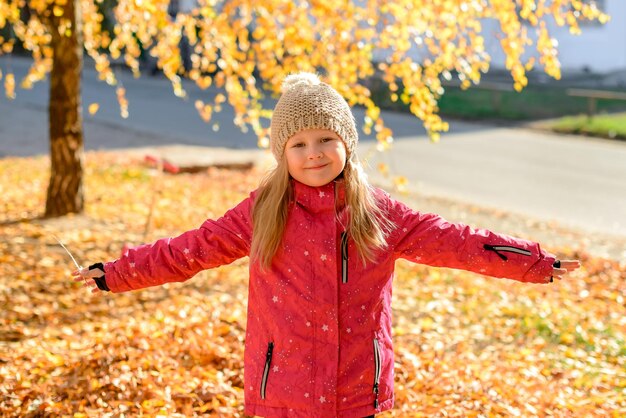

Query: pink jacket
left=102, top=180, right=555, bottom=417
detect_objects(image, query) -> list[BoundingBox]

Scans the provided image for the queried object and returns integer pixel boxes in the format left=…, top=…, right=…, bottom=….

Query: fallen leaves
left=1, top=153, right=624, bottom=416
left=391, top=256, right=626, bottom=416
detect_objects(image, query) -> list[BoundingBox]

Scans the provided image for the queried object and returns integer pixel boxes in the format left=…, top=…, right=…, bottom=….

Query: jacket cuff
left=525, top=252, right=557, bottom=283
left=89, top=263, right=110, bottom=291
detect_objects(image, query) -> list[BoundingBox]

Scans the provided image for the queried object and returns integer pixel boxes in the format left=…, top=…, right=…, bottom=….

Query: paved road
left=1, top=56, right=625, bottom=237
left=365, top=127, right=626, bottom=238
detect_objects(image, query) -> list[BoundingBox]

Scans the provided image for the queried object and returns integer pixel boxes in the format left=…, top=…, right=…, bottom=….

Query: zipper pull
left=261, top=342, right=274, bottom=400
left=266, top=342, right=274, bottom=361
left=483, top=244, right=508, bottom=261
left=373, top=382, right=379, bottom=408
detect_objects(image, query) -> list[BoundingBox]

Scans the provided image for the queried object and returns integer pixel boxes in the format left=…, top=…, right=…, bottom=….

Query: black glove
left=89, top=263, right=110, bottom=291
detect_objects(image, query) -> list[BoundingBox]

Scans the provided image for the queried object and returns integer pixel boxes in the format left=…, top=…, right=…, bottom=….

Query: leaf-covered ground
left=1, top=153, right=624, bottom=417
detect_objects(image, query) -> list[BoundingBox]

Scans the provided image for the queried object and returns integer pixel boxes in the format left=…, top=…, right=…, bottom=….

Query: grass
left=370, top=78, right=626, bottom=121
left=370, top=78, right=626, bottom=140
left=550, top=112, right=626, bottom=140
left=437, top=87, right=626, bottom=121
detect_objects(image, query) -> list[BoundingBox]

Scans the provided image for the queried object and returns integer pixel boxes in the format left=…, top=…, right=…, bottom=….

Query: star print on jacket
left=100, top=179, right=556, bottom=418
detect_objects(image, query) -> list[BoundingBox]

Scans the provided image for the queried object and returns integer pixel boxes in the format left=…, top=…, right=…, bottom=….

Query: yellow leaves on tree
left=0, top=0, right=610, bottom=142
left=4, top=71, right=15, bottom=99
left=88, top=102, right=99, bottom=115
left=116, top=86, right=129, bottom=118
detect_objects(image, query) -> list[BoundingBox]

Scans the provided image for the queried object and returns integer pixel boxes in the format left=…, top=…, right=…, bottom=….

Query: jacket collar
left=292, top=179, right=346, bottom=213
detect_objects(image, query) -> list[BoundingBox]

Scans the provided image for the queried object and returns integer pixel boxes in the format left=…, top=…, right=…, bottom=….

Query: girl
left=74, top=72, right=580, bottom=418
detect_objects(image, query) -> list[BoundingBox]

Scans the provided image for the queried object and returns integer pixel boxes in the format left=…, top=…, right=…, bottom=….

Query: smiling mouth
left=306, top=163, right=328, bottom=170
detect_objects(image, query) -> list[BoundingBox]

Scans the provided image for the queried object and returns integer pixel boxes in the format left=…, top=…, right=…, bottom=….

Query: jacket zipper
left=373, top=338, right=381, bottom=409
left=260, top=342, right=274, bottom=400
left=483, top=244, right=532, bottom=261
left=341, top=231, right=349, bottom=284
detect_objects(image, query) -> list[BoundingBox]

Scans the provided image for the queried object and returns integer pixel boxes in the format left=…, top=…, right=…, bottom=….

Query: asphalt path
left=1, top=56, right=625, bottom=237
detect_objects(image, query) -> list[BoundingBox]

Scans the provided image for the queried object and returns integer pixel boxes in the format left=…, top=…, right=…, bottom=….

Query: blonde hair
left=251, top=154, right=394, bottom=269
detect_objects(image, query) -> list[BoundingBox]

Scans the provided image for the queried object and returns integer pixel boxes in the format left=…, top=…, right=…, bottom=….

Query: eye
left=291, top=142, right=305, bottom=148
left=320, top=137, right=335, bottom=143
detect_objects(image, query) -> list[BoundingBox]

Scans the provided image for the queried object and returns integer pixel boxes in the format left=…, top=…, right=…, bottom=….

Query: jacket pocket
left=372, top=338, right=381, bottom=408
left=341, top=231, right=349, bottom=284
left=260, top=342, right=274, bottom=400
left=483, top=244, right=532, bottom=261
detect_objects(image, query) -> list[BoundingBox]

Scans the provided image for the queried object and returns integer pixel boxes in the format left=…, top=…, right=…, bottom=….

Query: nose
left=307, top=145, right=323, bottom=159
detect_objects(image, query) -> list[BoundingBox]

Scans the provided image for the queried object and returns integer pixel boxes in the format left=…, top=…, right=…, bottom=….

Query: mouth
left=306, top=163, right=329, bottom=170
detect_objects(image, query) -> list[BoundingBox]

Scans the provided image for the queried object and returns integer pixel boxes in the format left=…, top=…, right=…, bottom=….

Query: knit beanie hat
left=270, top=72, right=358, bottom=160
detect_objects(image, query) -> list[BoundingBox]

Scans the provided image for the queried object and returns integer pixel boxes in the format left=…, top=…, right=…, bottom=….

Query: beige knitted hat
left=270, top=72, right=358, bottom=160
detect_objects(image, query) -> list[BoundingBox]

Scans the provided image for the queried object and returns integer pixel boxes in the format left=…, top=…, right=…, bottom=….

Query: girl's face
left=284, top=129, right=347, bottom=187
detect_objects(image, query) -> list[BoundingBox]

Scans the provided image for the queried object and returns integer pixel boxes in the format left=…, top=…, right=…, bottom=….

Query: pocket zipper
left=373, top=338, right=381, bottom=409
left=483, top=244, right=532, bottom=261
left=260, top=342, right=274, bottom=400
left=341, top=231, right=349, bottom=284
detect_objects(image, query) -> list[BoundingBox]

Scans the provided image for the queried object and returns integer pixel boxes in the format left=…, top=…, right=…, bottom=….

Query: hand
left=72, top=266, right=105, bottom=293
left=549, top=259, right=581, bottom=282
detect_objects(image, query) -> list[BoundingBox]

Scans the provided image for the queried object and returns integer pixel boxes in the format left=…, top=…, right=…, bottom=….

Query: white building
left=371, top=0, right=624, bottom=75
left=486, top=0, right=625, bottom=73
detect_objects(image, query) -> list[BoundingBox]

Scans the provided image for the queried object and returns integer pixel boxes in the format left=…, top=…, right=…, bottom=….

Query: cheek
left=335, top=145, right=347, bottom=164
left=284, top=151, right=300, bottom=172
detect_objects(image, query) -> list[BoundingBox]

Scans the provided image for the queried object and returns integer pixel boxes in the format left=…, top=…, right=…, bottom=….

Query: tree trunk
left=44, top=0, right=84, bottom=217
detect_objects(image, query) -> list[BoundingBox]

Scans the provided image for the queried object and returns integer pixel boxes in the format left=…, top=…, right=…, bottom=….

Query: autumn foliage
left=1, top=153, right=624, bottom=416
left=0, top=0, right=609, bottom=143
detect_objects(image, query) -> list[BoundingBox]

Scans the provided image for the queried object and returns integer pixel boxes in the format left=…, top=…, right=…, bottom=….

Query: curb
left=98, top=145, right=275, bottom=173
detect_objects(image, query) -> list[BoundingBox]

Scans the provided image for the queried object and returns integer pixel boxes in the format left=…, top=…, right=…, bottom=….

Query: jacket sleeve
left=102, top=194, right=254, bottom=293
left=388, top=197, right=556, bottom=283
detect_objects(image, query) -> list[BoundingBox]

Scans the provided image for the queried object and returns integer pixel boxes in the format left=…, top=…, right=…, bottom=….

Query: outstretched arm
left=72, top=194, right=254, bottom=293
left=389, top=198, right=579, bottom=283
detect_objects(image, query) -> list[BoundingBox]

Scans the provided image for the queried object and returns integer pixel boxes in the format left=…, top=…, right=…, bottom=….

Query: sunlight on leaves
left=116, top=86, right=128, bottom=118
left=4, top=72, right=15, bottom=99
left=0, top=0, right=610, bottom=151
left=1, top=154, right=623, bottom=416
left=88, top=102, right=99, bottom=115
